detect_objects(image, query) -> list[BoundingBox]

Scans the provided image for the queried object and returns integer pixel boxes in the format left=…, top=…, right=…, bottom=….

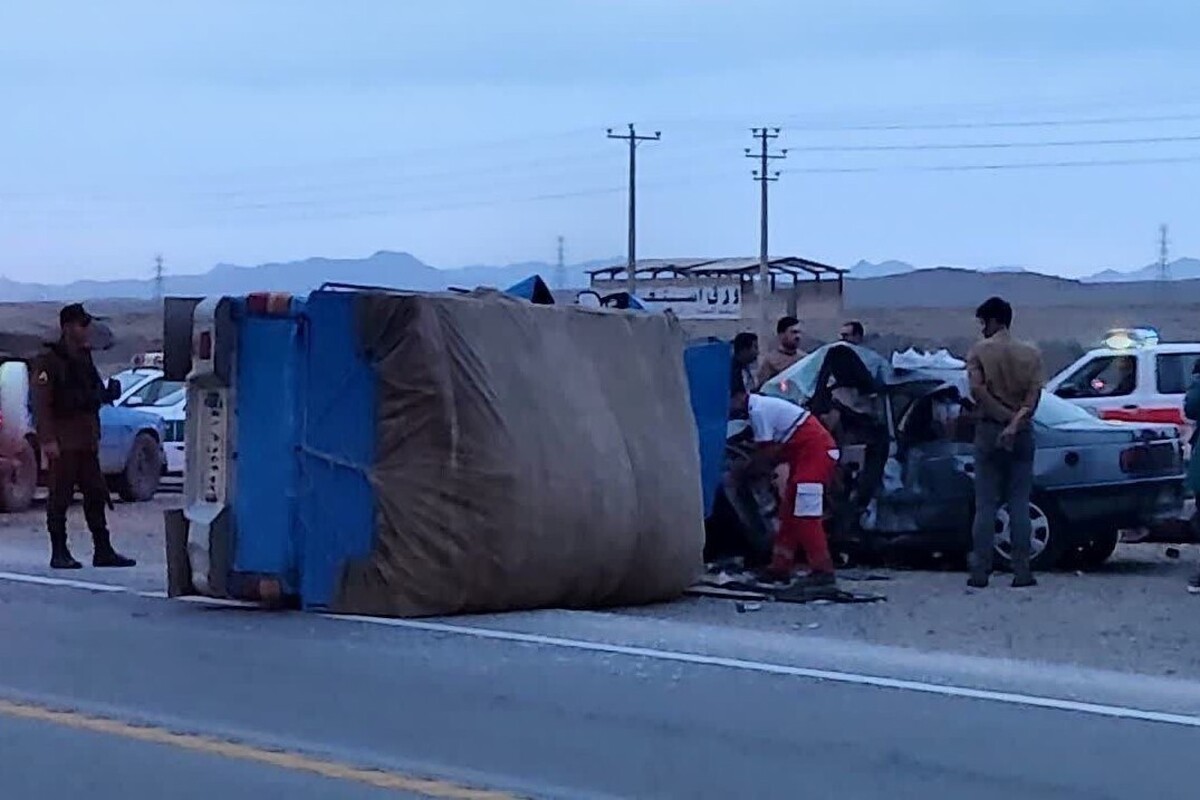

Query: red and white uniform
left=748, top=395, right=840, bottom=575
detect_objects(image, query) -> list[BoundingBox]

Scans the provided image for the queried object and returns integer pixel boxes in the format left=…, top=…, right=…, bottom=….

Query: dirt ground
left=3, top=491, right=1200, bottom=680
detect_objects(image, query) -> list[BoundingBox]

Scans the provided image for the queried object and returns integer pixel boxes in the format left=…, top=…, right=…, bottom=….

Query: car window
left=1156, top=353, right=1200, bottom=395
left=1055, top=354, right=1137, bottom=398
left=1035, top=391, right=1099, bottom=426
left=125, top=377, right=184, bottom=407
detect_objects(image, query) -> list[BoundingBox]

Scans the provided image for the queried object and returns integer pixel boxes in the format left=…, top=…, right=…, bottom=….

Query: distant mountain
left=1081, top=258, right=1200, bottom=283
left=6, top=249, right=1200, bottom=303
left=0, top=252, right=620, bottom=302
left=847, top=260, right=917, bottom=279
left=844, top=266, right=1200, bottom=309
left=850, top=260, right=1036, bottom=279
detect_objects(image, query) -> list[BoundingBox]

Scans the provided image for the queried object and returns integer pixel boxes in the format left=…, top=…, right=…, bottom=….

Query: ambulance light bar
left=1102, top=327, right=1159, bottom=350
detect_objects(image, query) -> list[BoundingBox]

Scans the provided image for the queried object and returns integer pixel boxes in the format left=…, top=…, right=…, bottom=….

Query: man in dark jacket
left=30, top=304, right=136, bottom=570
left=1183, top=361, right=1200, bottom=594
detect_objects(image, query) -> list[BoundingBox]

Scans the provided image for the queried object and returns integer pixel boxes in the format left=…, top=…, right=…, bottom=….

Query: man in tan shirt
left=756, top=316, right=806, bottom=386
left=965, top=296, right=1044, bottom=590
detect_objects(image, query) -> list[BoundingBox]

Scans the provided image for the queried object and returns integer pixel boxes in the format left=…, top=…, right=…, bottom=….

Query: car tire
left=0, top=438, right=37, bottom=513
left=1066, top=527, right=1121, bottom=570
left=993, top=495, right=1069, bottom=572
left=117, top=431, right=164, bottom=502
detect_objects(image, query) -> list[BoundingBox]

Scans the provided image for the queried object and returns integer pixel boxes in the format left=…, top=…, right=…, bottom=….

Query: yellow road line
left=0, top=699, right=521, bottom=799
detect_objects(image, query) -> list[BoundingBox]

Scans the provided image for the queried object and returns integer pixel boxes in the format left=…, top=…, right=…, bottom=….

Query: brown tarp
left=332, top=291, right=705, bottom=617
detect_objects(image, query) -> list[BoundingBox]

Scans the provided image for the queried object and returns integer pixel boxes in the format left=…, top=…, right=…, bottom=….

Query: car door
left=895, top=390, right=975, bottom=535
left=1050, top=352, right=1139, bottom=418
left=98, top=405, right=133, bottom=475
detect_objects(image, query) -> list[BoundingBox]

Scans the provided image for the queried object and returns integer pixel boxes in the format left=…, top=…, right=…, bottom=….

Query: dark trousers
left=971, top=421, right=1035, bottom=576
left=47, top=448, right=111, bottom=551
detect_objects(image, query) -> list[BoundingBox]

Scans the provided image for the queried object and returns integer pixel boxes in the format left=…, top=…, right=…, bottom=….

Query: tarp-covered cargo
left=337, top=292, right=705, bottom=616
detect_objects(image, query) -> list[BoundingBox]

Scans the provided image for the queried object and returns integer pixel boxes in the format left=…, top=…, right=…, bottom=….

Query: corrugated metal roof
left=588, top=256, right=844, bottom=278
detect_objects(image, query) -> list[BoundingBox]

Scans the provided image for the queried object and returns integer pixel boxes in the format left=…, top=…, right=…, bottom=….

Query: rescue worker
left=31, top=304, right=136, bottom=570
left=731, top=387, right=839, bottom=588
left=839, top=320, right=865, bottom=346
left=731, top=332, right=760, bottom=398
left=756, top=316, right=805, bottom=386
left=965, top=296, right=1042, bottom=590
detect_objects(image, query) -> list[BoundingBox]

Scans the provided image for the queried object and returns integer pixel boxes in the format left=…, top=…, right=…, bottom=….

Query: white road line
left=326, top=614, right=1200, bottom=730
left=6, top=568, right=1200, bottom=729
left=138, top=591, right=259, bottom=608
left=0, top=571, right=127, bottom=593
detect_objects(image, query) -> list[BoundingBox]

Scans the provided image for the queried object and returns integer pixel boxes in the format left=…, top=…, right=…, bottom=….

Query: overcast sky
left=4, top=0, right=1200, bottom=282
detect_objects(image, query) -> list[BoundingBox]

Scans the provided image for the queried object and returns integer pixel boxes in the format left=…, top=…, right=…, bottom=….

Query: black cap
left=60, top=303, right=97, bottom=327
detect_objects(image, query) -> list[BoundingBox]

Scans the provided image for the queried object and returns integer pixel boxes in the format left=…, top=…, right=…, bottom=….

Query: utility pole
left=1158, top=224, right=1171, bottom=283
left=746, top=128, right=787, bottom=341
left=153, top=253, right=165, bottom=304
left=555, top=235, right=566, bottom=290
left=607, top=124, right=660, bottom=297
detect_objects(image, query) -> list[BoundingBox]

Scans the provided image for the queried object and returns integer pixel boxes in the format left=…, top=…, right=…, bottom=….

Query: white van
left=1047, top=328, right=1200, bottom=432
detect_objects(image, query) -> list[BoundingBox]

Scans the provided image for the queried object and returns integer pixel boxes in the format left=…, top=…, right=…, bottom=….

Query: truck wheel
left=0, top=438, right=37, bottom=513
left=117, top=432, right=164, bottom=502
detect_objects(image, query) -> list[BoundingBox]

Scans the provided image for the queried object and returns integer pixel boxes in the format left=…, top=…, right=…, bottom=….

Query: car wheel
left=1066, top=527, right=1121, bottom=570
left=993, top=497, right=1068, bottom=571
left=0, top=438, right=37, bottom=513
left=117, top=431, right=164, bottom=502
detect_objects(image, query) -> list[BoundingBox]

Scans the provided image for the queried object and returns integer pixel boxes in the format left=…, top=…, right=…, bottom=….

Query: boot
left=1011, top=572, right=1038, bottom=589
left=50, top=544, right=82, bottom=570
left=92, top=530, right=136, bottom=568
left=49, top=527, right=81, bottom=570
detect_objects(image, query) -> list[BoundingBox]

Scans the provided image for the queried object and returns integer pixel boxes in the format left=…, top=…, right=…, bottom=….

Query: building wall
left=588, top=275, right=843, bottom=340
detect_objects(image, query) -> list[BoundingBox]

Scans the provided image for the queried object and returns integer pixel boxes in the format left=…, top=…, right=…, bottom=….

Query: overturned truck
left=162, top=287, right=709, bottom=616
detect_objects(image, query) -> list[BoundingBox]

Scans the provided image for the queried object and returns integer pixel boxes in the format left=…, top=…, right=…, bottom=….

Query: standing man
left=756, top=316, right=805, bottom=386
left=840, top=320, right=865, bottom=346
left=732, top=388, right=839, bottom=588
left=731, top=332, right=760, bottom=396
left=1182, top=360, right=1200, bottom=594
left=31, top=304, right=136, bottom=570
left=966, top=296, right=1043, bottom=589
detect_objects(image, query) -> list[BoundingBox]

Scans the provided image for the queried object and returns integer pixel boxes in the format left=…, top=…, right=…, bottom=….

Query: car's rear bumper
left=1052, top=478, right=1185, bottom=528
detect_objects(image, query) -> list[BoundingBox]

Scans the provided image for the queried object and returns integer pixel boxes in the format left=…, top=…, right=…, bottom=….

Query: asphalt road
left=1, top=580, right=1199, bottom=799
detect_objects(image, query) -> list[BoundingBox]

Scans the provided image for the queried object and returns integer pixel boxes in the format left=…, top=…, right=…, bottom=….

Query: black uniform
left=31, top=322, right=135, bottom=569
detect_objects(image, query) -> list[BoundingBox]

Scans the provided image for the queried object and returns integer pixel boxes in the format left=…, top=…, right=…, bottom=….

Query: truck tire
left=117, top=431, right=164, bottom=502
left=0, top=438, right=37, bottom=513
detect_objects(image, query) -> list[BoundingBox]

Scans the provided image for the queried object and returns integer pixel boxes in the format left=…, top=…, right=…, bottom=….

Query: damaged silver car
left=717, top=343, right=1187, bottom=571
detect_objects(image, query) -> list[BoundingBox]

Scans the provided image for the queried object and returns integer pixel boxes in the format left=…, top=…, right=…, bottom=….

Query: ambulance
left=1047, top=328, right=1200, bottom=435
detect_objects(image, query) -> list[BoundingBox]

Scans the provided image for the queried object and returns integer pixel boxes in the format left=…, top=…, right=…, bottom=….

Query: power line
left=787, top=154, right=1200, bottom=174
left=791, top=111, right=1200, bottom=133
left=800, top=133, right=1200, bottom=153
left=607, top=123, right=661, bottom=296
left=747, top=127, right=787, bottom=340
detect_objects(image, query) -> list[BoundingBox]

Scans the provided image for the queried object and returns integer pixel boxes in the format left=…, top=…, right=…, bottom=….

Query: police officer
left=31, top=303, right=136, bottom=570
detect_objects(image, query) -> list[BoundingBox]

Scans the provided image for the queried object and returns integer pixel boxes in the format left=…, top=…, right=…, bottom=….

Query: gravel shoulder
left=4, top=494, right=1200, bottom=679
left=622, top=544, right=1200, bottom=679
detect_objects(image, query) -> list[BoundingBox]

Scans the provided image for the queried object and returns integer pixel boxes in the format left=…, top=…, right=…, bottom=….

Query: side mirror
left=106, top=378, right=122, bottom=400
left=1054, top=385, right=1079, bottom=399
